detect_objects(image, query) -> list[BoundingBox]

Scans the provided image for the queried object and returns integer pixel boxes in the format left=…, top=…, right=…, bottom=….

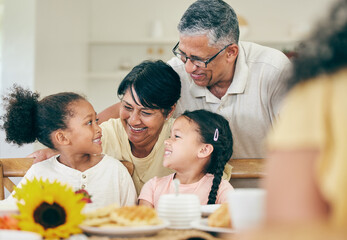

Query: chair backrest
left=0, top=158, right=34, bottom=200
left=228, top=158, right=265, bottom=188
left=229, top=158, right=266, bottom=179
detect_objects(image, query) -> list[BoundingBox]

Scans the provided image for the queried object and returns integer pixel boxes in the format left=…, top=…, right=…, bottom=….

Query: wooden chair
left=0, top=158, right=135, bottom=200
left=228, top=158, right=266, bottom=188
left=229, top=158, right=266, bottom=179
left=0, top=158, right=34, bottom=200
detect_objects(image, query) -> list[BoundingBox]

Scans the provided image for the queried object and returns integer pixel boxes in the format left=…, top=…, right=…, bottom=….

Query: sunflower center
left=34, top=202, right=66, bottom=229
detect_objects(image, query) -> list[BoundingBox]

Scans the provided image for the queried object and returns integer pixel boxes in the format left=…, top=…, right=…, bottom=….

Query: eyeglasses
left=172, top=42, right=233, bottom=68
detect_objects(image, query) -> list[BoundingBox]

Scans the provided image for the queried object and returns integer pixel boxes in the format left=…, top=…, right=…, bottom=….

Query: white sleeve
left=117, top=163, right=137, bottom=206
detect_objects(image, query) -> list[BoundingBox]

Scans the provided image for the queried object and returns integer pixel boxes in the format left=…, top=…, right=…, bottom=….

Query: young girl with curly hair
left=1, top=85, right=137, bottom=210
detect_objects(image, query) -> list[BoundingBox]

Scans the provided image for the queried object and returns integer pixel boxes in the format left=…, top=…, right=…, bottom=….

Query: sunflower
left=13, top=178, right=86, bottom=239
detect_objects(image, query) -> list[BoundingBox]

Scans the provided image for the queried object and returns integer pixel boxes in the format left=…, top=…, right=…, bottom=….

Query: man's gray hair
left=178, top=0, right=239, bottom=48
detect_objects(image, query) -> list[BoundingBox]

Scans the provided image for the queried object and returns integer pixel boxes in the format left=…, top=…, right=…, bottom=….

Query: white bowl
left=0, top=202, right=19, bottom=216
left=157, top=207, right=200, bottom=213
left=157, top=194, right=201, bottom=229
left=158, top=213, right=201, bottom=219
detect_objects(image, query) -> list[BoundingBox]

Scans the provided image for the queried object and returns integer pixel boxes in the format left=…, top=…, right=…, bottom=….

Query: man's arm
left=271, top=61, right=292, bottom=115
left=97, top=102, right=121, bottom=124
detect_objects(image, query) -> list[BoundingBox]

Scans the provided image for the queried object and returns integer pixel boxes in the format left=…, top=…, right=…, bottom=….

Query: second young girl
left=138, top=109, right=234, bottom=207
left=1, top=85, right=137, bottom=210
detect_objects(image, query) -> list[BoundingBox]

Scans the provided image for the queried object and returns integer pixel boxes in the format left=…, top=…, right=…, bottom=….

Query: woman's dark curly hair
left=288, top=0, right=347, bottom=89
left=182, top=109, right=233, bottom=204
left=1, top=85, right=85, bottom=149
left=117, top=60, right=181, bottom=117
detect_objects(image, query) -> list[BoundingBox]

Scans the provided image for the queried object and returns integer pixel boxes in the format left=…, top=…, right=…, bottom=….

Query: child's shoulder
left=31, top=155, right=58, bottom=169
left=147, top=173, right=175, bottom=185
left=23, top=155, right=58, bottom=177
left=100, top=155, right=134, bottom=174
left=100, top=155, right=125, bottom=167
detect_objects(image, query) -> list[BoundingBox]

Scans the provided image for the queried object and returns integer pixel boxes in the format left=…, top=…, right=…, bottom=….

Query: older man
left=98, top=0, right=291, bottom=160
left=168, top=0, right=291, bottom=159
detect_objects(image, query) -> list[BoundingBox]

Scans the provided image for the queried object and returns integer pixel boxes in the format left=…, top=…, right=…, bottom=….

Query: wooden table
left=85, top=229, right=238, bottom=240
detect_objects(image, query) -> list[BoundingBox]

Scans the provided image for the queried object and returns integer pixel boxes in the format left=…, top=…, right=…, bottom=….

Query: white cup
left=228, top=188, right=266, bottom=231
left=157, top=194, right=201, bottom=229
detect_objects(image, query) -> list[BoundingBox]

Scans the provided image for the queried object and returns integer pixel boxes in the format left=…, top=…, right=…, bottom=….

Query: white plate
left=0, top=202, right=19, bottom=216
left=200, top=204, right=221, bottom=217
left=191, top=219, right=236, bottom=234
left=0, top=230, right=42, bottom=240
left=80, top=220, right=170, bottom=237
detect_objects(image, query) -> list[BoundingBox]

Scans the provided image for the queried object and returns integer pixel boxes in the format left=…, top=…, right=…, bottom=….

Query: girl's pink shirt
left=138, top=173, right=234, bottom=208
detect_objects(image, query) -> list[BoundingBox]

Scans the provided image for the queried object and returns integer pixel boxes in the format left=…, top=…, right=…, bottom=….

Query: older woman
left=100, top=60, right=180, bottom=193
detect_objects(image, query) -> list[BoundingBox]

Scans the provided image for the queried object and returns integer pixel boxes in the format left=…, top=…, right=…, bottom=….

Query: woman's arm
left=26, top=148, right=58, bottom=163
left=97, top=102, right=121, bottom=124
left=264, top=148, right=329, bottom=223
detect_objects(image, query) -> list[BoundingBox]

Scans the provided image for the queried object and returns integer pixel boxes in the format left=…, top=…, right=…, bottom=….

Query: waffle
left=110, top=205, right=161, bottom=226
left=82, top=216, right=112, bottom=227
left=84, top=203, right=120, bottom=219
left=208, top=203, right=232, bottom=228
left=81, top=204, right=162, bottom=227
left=82, top=203, right=120, bottom=227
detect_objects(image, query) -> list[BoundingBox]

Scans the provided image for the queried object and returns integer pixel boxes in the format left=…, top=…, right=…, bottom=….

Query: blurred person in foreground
left=265, top=0, right=347, bottom=229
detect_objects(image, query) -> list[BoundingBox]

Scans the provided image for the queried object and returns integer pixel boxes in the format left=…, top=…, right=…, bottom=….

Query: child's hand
left=26, top=148, right=58, bottom=163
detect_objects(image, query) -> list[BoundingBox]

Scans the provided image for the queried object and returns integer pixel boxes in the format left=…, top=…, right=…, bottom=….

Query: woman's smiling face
left=119, top=88, right=167, bottom=148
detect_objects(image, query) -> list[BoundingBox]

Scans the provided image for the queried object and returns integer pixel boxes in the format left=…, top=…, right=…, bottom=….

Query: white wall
left=90, top=0, right=335, bottom=42
left=0, top=0, right=37, bottom=157
left=0, top=0, right=89, bottom=157
left=229, top=0, right=335, bottom=42
left=35, top=0, right=89, bottom=95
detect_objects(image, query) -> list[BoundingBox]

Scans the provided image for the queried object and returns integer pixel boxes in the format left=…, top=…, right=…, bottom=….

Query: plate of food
left=200, top=204, right=221, bottom=217
left=191, top=219, right=235, bottom=234
left=0, top=230, right=42, bottom=240
left=80, top=204, right=169, bottom=237
left=0, top=202, right=18, bottom=216
left=192, top=203, right=235, bottom=234
left=80, top=221, right=169, bottom=237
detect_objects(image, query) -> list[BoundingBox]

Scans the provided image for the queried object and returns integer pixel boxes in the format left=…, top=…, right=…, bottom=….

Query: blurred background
left=0, top=0, right=337, bottom=158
